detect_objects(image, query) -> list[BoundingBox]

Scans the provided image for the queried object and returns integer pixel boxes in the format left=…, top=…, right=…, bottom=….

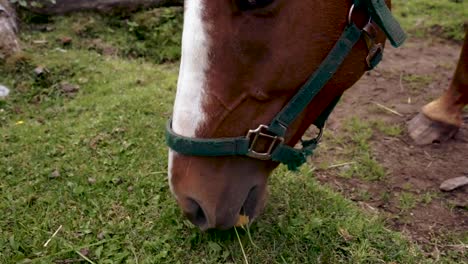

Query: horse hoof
left=408, top=112, right=460, bottom=145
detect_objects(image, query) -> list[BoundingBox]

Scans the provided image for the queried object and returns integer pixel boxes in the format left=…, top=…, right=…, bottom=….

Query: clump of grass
left=127, top=7, right=183, bottom=63
left=421, top=191, right=439, bottom=205
left=402, top=73, right=433, bottom=93
left=344, top=117, right=374, bottom=152
left=321, top=117, right=406, bottom=181
left=371, top=120, right=404, bottom=137
left=335, top=117, right=386, bottom=181
left=399, top=192, right=418, bottom=212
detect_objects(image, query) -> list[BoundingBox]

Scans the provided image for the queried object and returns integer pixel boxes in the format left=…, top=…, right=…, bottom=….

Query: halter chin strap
left=166, top=0, right=406, bottom=171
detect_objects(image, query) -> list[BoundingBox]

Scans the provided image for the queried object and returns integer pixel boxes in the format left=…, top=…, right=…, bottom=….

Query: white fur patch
left=172, top=0, right=210, bottom=137
left=168, top=0, right=210, bottom=190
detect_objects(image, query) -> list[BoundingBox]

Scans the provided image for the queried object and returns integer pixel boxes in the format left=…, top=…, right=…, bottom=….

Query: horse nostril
left=242, top=186, right=259, bottom=218
left=184, top=198, right=208, bottom=228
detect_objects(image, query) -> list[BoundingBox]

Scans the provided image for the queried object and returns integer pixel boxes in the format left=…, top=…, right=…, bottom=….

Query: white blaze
left=168, top=0, right=210, bottom=193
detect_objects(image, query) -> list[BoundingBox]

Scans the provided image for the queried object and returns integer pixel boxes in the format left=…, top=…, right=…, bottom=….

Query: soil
left=312, top=38, right=468, bottom=255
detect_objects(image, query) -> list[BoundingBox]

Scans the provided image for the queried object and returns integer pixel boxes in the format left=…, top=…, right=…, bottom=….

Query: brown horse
left=167, top=0, right=403, bottom=230
left=409, top=30, right=468, bottom=145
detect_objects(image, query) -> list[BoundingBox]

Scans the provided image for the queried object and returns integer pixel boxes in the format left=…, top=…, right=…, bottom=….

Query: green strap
left=355, top=0, right=406, bottom=47
left=166, top=120, right=250, bottom=156
left=269, top=96, right=341, bottom=170
left=166, top=96, right=341, bottom=171
left=166, top=118, right=318, bottom=170
left=272, top=144, right=316, bottom=171
left=268, top=24, right=361, bottom=137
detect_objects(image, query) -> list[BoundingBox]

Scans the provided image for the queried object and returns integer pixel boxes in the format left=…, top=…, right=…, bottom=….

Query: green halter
left=166, top=0, right=406, bottom=170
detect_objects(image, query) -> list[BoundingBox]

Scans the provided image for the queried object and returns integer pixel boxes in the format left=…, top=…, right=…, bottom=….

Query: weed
left=399, top=192, right=418, bottom=212
left=402, top=73, right=433, bottom=93
left=331, top=117, right=387, bottom=181
left=421, top=192, right=439, bottom=205
left=372, top=120, right=403, bottom=137
left=357, top=190, right=372, bottom=201
left=343, top=117, right=374, bottom=152
left=402, top=182, right=413, bottom=191
left=381, top=191, right=392, bottom=204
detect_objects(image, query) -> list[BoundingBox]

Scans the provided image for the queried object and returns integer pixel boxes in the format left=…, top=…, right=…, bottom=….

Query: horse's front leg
left=409, top=30, right=468, bottom=145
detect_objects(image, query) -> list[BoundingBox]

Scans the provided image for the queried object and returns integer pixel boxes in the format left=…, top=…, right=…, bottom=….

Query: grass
left=318, top=124, right=396, bottom=182
left=402, top=73, right=434, bottom=93
left=393, top=0, right=468, bottom=41
left=318, top=116, right=403, bottom=182
left=0, top=2, right=466, bottom=263
left=324, top=117, right=387, bottom=182
left=398, top=192, right=418, bottom=212
left=0, top=11, right=428, bottom=264
left=421, top=192, right=439, bottom=205
left=371, top=120, right=403, bottom=137
left=17, top=7, right=183, bottom=64
left=0, top=60, right=428, bottom=263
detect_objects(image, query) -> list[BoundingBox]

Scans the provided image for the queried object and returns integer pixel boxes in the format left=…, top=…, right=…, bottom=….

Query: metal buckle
left=366, top=43, right=383, bottom=68
left=362, top=22, right=384, bottom=69
left=246, top=125, right=284, bottom=160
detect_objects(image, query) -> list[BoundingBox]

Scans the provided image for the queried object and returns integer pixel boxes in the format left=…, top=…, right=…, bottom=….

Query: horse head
left=167, top=0, right=401, bottom=230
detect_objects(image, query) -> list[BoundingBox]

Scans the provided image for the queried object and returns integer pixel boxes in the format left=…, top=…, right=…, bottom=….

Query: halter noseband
left=166, top=0, right=406, bottom=170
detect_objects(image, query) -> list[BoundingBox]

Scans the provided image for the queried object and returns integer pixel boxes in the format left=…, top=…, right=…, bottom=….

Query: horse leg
left=408, top=30, right=468, bottom=145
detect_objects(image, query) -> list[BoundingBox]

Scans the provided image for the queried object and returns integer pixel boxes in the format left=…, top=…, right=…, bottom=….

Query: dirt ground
left=312, top=38, right=468, bottom=256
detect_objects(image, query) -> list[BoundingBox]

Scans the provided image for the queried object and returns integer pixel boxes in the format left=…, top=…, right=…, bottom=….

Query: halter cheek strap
left=166, top=0, right=406, bottom=171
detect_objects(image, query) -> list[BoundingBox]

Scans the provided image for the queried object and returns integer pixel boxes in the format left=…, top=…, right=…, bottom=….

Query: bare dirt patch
left=311, top=38, right=467, bottom=256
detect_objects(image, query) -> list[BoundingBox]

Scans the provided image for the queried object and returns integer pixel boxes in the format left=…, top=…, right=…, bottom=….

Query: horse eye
left=237, top=0, right=275, bottom=11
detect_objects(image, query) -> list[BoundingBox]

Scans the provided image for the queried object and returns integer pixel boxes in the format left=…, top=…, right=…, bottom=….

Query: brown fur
left=170, top=0, right=390, bottom=230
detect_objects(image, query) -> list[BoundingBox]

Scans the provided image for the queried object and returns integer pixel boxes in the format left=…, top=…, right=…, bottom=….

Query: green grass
left=18, top=7, right=183, bottom=64
left=421, top=191, right=439, bottom=205
left=1, top=4, right=466, bottom=264
left=371, top=120, right=403, bottom=137
left=393, top=0, right=468, bottom=41
left=0, top=46, right=429, bottom=263
left=319, top=117, right=405, bottom=181
left=402, top=73, right=434, bottom=93
left=398, top=192, right=418, bottom=212
left=331, top=117, right=387, bottom=181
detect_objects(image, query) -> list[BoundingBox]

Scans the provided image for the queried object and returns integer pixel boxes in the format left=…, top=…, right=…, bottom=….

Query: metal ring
left=315, top=127, right=324, bottom=143
left=348, top=4, right=372, bottom=28
left=348, top=4, right=356, bottom=25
